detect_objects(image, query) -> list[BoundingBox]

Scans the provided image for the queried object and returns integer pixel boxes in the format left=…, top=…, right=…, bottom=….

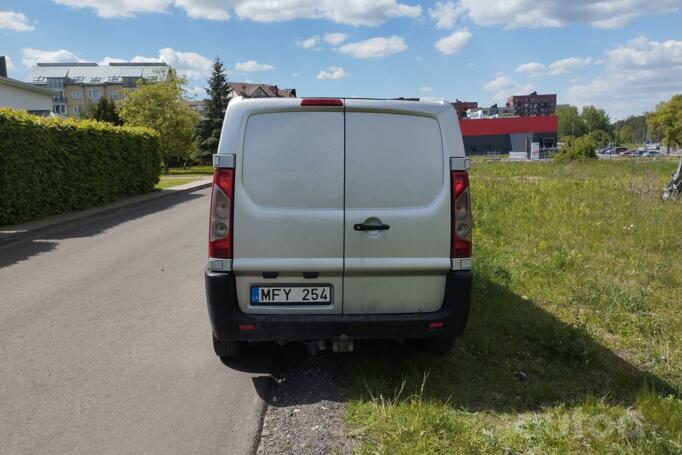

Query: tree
left=556, top=105, right=586, bottom=139
left=580, top=105, right=611, bottom=135
left=555, top=135, right=597, bottom=161
left=193, top=57, right=231, bottom=164
left=86, top=97, right=122, bottom=125
left=118, top=71, right=198, bottom=172
left=587, top=129, right=610, bottom=147
left=617, top=125, right=634, bottom=144
left=648, top=94, right=682, bottom=151
left=613, top=115, right=648, bottom=144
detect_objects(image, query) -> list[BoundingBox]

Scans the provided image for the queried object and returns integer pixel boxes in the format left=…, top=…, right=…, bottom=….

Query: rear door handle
left=354, top=223, right=390, bottom=231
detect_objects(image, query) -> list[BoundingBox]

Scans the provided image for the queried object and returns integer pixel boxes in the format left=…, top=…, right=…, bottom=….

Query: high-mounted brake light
left=451, top=170, right=472, bottom=258
left=209, top=167, right=235, bottom=259
left=300, top=98, right=343, bottom=107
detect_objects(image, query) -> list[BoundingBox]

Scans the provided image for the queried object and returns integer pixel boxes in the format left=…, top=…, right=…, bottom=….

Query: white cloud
left=516, top=57, right=592, bottom=77
left=152, top=48, right=212, bottom=79
left=51, top=0, right=175, bottom=18
left=0, top=11, right=34, bottom=31
left=324, top=32, right=348, bottom=46
left=235, top=60, right=274, bottom=72
left=102, top=48, right=212, bottom=79
left=419, top=85, right=433, bottom=92
left=51, top=0, right=422, bottom=25
left=298, top=35, right=320, bottom=49
left=337, top=36, right=407, bottom=59
left=434, top=29, right=472, bottom=55
left=99, top=57, right=128, bottom=64
left=482, top=73, right=534, bottom=103
left=458, top=0, right=679, bottom=29
left=427, top=2, right=462, bottom=29
left=174, top=0, right=231, bottom=20
left=515, top=62, right=546, bottom=77
left=21, top=48, right=85, bottom=67
left=606, top=36, right=682, bottom=69
left=567, top=36, right=682, bottom=118
left=316, top=66, right=348, bottom=80
left=185, top=85, right=206, bottom=98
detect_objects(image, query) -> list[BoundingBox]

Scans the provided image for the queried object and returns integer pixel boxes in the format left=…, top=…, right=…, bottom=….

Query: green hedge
left=0, top=108, right=161, bottom=225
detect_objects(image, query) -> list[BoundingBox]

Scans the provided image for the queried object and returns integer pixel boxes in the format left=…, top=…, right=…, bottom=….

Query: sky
left=2, top=0, right=682, bottom=119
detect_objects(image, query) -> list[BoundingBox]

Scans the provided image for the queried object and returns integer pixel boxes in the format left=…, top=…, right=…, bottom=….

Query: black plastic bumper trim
left=206, top=269, right=473, bottom=342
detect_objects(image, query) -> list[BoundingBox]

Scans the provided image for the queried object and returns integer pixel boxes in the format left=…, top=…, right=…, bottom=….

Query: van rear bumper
left=205, top=270, right=473, bottom=342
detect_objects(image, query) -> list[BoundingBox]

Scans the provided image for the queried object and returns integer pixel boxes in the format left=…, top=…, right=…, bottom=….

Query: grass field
left=344, top=160, right=682, bottom=454
left=154, top=176, right=204, bottom=189
left=167, top=165, right=214, bottom=175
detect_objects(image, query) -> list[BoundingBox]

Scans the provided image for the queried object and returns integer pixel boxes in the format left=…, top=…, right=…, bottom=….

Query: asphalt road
left=0, top=188, right=268, bottom=455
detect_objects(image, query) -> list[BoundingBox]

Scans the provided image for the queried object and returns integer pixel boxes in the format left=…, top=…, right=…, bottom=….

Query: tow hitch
left=332, top=335, right=354, bottom=353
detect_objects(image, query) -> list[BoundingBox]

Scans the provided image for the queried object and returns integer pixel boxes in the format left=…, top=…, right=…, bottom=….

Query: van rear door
left=343, top=101, right=451, bottom=314
left=233, top=108, right=345, bottom=314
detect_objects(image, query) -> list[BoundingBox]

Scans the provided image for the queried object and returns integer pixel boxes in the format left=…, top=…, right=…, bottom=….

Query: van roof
left=228, top=96, right=454, bottom=116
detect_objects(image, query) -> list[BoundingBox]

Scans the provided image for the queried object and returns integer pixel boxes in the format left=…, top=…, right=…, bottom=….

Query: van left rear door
left=232, top=109, right=345, bottom=314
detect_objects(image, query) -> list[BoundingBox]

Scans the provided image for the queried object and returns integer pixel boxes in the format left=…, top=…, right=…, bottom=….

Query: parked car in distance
left=616, top=148, right=633, bottom=156
left=205, top=97, right=473, bottom=359
left=643, top=151, right=662, bottom=157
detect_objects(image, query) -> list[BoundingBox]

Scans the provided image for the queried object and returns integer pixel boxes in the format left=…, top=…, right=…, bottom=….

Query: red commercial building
left=459, top=115, right=558, bottom=155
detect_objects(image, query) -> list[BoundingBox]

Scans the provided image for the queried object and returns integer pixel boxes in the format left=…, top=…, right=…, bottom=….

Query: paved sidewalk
left=0, top=177, right=211, bottom=248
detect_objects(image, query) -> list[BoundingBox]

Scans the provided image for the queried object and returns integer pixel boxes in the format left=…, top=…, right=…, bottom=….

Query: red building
left=506, top=91, right=557, bottom=117
left=452, top=99, right=478, bottom=118
left=459, top=116, right=558, bottom=155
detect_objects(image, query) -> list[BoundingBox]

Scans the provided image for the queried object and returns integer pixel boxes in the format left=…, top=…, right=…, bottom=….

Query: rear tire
left=423, top=336, right=456, bottom=355
left=212, top=335, right=243, bottom=358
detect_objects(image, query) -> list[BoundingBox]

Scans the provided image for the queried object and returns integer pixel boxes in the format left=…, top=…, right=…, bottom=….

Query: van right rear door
left=343, top=101, right=451, bottom=314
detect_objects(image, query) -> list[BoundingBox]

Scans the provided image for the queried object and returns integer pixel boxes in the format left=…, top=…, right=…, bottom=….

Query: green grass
left=154, top=176, right=204, bottom=189
left=344, top=160, right=682, bottom=454
left=167, top=165, right=214, bottom=175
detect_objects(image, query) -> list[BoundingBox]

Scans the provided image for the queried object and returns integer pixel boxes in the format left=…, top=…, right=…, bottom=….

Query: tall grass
left=344, top=160, right=682, bottom=454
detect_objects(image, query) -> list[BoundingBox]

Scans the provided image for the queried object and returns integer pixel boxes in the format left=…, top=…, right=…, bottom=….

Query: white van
left=205, top=97, right=473, bottom=358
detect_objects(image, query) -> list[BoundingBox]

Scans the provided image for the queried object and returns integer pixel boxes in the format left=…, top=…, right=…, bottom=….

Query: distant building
left=467, top=103, right=514, bottom=119
left=0, top=56, right=55, bottom=115
left=459, top=116, right=558, bottom=155
left=227, top=83, right=296, bottom=99
left=506, top=91, right=557, bottom=117
left=452, top=99, right=478, bottom=118
left=24, top=62, right=169, bottom=116
left=187, top=99, right=208, bottom=117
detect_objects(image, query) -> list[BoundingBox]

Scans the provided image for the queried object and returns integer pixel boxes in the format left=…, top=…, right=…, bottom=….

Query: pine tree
left=193, top=57, right=231, bottom=164
left=88, top=97, right=122, bottom=125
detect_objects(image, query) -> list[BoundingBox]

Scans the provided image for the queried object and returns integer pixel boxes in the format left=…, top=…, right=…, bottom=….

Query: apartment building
left=24, top=62, right=169, bottom=116
left=227, top=82, right=296, bottom=99
left=506, top=91, right=557, bottom=117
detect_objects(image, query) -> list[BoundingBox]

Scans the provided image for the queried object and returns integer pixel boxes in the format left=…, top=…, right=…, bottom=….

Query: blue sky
left=2, top=0, right=682, bottom=119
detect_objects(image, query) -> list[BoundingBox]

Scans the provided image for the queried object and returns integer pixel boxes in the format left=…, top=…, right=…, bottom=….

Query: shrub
left=555, top=135, right=597, bottom=161
left=0, top=108, right=161, bottom=225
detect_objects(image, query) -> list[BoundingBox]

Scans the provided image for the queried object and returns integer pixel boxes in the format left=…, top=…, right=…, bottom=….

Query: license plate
left=250, top=285, right=332, bottom=305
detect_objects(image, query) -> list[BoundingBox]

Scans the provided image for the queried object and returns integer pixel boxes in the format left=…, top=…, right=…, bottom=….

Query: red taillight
left=428, top=321, right=444, bottom=329
left=300, top=98, right=343, bottom=106
left=209, top=167, right=235, bottom=258
left=451, top=170, right=472, bottom=258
